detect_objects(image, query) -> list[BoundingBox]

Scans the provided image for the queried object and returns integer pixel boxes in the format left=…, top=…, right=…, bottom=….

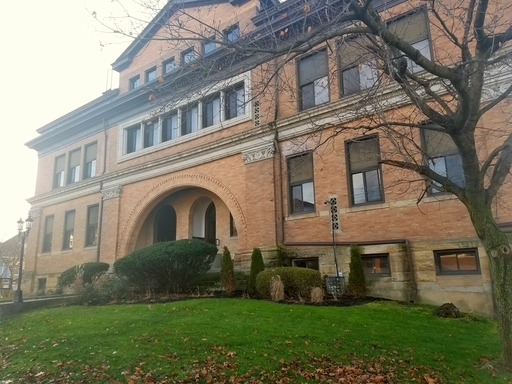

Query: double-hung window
left=126, top=125, right=142, bottom=154
left=422, top=128, right=465, bottom=193
left=225, top=84, right=245, bottom=120
left=86, top=205, right=99, bottom=247
left=67, top=149, right=81, bottom=184
left=83, top=143, right=97, bottom=180
left=62, top=210, right=75, bottom=250
left=288, top=153, right=315, bottom=214
left=163, top=58, right=175, bottom=74
left=182, top=104, right=199, bottom=135
left=181, top=48, right=195, bottom=65
left=144, top=121, right=159, bottom=148
left=145, top=67, right=157, bottom=83
left=42, top=215, right=54, bottom=253
left=346, top=135, right=383, bottom=205
left=298, top=49, right=329, bottom=110
left=339, top=35, right=379, bottom=96
left=162, top=113, right=178, bottom=142
left=388, top=9, right=431, bottom=74
left=224, top=25, right=240, bottom=42
left=53, top=155, right=65, bottom=189
left=129, top=75, right=140, bottom=90
left=203, top=93, right=221, bottom=127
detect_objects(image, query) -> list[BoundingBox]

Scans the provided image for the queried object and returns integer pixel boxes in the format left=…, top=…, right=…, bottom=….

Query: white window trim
left=117, top=72, right=252, bottom=162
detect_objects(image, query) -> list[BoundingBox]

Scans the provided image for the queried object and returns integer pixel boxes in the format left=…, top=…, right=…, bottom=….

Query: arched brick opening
left=117, top=173, right=247, bottom=257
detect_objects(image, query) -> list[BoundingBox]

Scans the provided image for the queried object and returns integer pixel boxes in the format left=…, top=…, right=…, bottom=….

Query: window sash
left=84, top=143, right=97, bottom=179
left=182, top=49, right=195, bottom=65
left=288, top=154, right=315, bottom=214
left=130, top=76, right=140, bottom=89
left=68, top=149, right=81, bottom=184
left=203, top=40, right=216, bottom=54
left=435, top=249, right=480, bottom=275
left=144, top=122, right=159, bottom=148
left=126, top=126, right=142, bottom=153
left=63, top=211, right=75, bottom=250
left=347, top=137, right=382, bottom=205
left=163, top=58, right=175, bottom=73
left=42, top=216, right=54, bottom=253
left=362, top=255, right=390, bottom=276
left=299, top=50, right=328, bottom=87
left=182, top=105, right=199, bottom=135
left=145, top=67, right=157, bottom=82
left=54, top=156, right=65, bottom=188
left=86, top=205, right=99, bottom=247
left=203, top=95, right=221, bottom=127
left=162, top=114, right=178, bottom=142
left=225, top=86, right=245, bottom=119
left=225, top=25, right=240, bottom=42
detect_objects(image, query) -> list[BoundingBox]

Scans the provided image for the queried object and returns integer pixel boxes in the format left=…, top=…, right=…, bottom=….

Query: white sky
left=0, top=1, right=141, bottom=240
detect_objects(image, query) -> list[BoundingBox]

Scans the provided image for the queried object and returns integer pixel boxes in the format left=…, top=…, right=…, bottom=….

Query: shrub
left=220, top=247, right=236, bottom=295
left=114, top=239, right=217, bottom=293
left=98, top=276, right=131, bottom=302
left=75, top=284, right=104, bottom=306
left=347, top=245, right=367, bottom=297
left=256, top=267, right=322, bottom=300
left=248, top=248, right=265, bottom=296
left=57, top=262, right=110, bottom=290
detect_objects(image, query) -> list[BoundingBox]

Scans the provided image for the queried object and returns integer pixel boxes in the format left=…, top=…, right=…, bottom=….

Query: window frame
left=162, top=112, right=179, bottom=142
left=361, top=253, right=391, bottom=277
left=85, top=205, right=99, bottom=247
left=434, top=248, right=481, bottom=276
left=203, top=92, right=222, bottom=128
left=126, top=125, right=142, bottom=154
left=62, top=210, right=75, bottom=250
left=42, top=215, right=54, bottom=253
left=181, top=48, right=195, bottom=66
left=129, top=75, right=140, bottom=90
left=346, top=135, right=384, bottom=206
left=287, top=152, right=316, bottom=215
left=292, top=257, right=319, bottom=270
left=143, top=120, right=159, bottom=148
left=53, top=155, right=65, bottom=189
left=83, top=142, right=97, bottom=180
left=145, top=66, right=157, bottom=83
left=67, top=148, right=81, bottom=184
left=225, top=83, right=245, bottom=120
left=224, top=24, right=240, bottom=42
left=202, top=39, right=216, bottom=55
left=297, top=49, right=330, bottom=111
left=163, top=58, right=175, bottom=74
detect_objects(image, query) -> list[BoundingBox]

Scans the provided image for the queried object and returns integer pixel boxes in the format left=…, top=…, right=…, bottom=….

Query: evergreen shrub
left=57, top=262, right=109, bottom=290
left=248, top=248, right=265, bottom=296
left=114, top=239, right=217, bottom=293
left=220, top=246, right=236, bottom=295
left=255, top=267, right=322, bottom=300
left=347, top=244, right=367, bottom=297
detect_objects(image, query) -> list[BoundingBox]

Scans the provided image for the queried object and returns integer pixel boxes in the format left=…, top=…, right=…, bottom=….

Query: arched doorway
left=154, top=205, right=177, bottom=242
left=205, top=202, right=216, bottom=245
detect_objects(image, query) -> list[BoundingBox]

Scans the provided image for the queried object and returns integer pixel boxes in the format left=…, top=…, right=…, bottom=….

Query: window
left=362, top=254, right=390, bottom=277
left=225, top=25, right=240, bottom=42
left=225, top=84, right=245, bottom=120
left=86, top=205, right=99, bottom=247
left=126, top=125, right=142, bottom=154
left=298, top=50, right=329, bottom=110
left=182, top=104, right=199, bottom=135
left=422, top=128, right=465, bottom=193
left=388, top=9, right=431, bottom=74
left=144, top=121, right=159, bottom=148
left=53, top=155, right=65, bottom=189
left=293, top=257, right=319, bottom=270
left=42, top=215, right=54, bottom=253
left=288, top=153, right=315, bottom=214
left=163, top=58, right=175, bottom=73
left=346, top=136, right=383, bottom=205
left=341, top=62, right=378, bottom=96
left=62, top=210, right=75, bottom=250
left=181, top=48, right=195, bottom=65
left=37, top=278, right=47, bottom=293
left=129, top=75, right=140, bottom=90
left=434, top=249, right=480, bottom=275
left=162, top=113, right=178, bottom=142
left=203, top=93, right=221, bottom=127
left=145, top=67, right=157, bottom=83
left=202, top=40, right=216, bottom=55
left=67, top=149, right=81, bottom=184
left=83, top=143, right=97, bottom=180
left=230, top=213, right=237, bottom=237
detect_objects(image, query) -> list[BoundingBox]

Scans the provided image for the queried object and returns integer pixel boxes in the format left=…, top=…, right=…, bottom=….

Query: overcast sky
left=0, top=1, right=140, bottom=240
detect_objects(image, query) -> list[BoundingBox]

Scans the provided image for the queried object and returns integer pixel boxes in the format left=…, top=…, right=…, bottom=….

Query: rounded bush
left=114, top=239, right=217, bottom=293
left=57, top=262, right=110, bottom=289
left=256, top=267, right=322, bottom=300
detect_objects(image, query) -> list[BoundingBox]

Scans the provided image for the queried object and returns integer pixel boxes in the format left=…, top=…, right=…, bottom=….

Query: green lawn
left=0, top=298, right=510, bottom=383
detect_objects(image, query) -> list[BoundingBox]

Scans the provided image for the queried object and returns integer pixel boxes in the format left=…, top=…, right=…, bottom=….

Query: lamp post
left=13, top=216, right=33, bottom=303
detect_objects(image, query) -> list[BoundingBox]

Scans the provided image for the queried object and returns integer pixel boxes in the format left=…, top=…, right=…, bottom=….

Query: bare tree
left=94, top=0, right=512, bottom=366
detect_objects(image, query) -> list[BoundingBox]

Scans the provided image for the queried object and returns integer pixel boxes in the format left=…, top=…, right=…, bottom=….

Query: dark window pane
left=68, top=149, right=81, bottom=184
left=162, top=114, right=178, bottom=141
left=182, top=105, right=198, bottom=135
left=130, top=76, right=140, bottom=90
left=342, top=67, right=361, bottom=96
left=126, top=126, right=141, bottom=153
left=225, top=85, right=245, bottom=119
left=86, top=205, right=99, bottom=247
left=203, top=94, right=221, bottom=127
left=84, top=143, right=97, bottom=179
left=54, top=155, right=65, bottom=188
left=42, top=216, right=54, bottom=253
left=446, top=154, right=465, bottom=187
left=203, top=41, right=215, bottom=54
left=225, top=25, right=239, bottom=42
left=292, top=185, right=303, bottom=212
left=145, top=67, right=157, bottom=82
left=144, top=122, right=158, bottom=148
left=366, top=169, right=382, bottom=202
left=300, top=83, right=315, bottom=110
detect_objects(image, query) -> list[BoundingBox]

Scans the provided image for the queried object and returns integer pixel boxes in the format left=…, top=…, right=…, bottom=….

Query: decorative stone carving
left=28, top=207, right=42, bottom=218
left=242, top=144, right=275, bottom=164
left=101, top=185, right=122, bottom=200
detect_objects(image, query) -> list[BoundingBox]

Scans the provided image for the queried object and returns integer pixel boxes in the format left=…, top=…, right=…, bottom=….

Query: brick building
left=23, top=0, right=512, bottom=315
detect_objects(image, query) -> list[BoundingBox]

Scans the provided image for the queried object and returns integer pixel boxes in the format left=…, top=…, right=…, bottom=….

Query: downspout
left=96, top=118, right=109, bottom=262
left=271, top=57, right=285, bottom=245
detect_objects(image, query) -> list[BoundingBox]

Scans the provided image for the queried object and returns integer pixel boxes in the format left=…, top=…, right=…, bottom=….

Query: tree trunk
left=465, top=193, right=512, bottom=369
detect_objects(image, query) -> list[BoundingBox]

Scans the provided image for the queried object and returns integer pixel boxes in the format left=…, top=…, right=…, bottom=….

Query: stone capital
left=101, top=185, right=122, bottom=200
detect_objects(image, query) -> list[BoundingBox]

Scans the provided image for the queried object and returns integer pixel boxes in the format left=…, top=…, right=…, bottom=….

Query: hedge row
left=255, top=267, right=322, bottom=300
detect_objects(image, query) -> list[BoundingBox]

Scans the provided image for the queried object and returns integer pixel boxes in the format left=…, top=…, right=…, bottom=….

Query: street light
left=13, top=215, right=33, bottom=303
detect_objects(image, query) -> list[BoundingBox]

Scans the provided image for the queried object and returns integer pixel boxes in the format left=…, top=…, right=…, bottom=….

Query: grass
left=0, top=298, right=510, bottom=383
